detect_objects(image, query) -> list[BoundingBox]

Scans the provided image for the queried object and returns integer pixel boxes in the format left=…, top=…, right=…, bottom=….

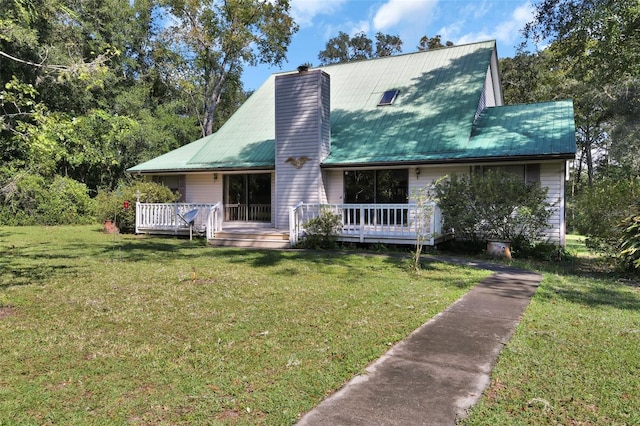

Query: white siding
left=271, top=172, right=276, bottom=225
left=275, top=70, right=330, bottom=228
left=489, top=48, right=503, bottom=106
left=540, top=161, right=565, bottom=244
left=184, top=173, right=220, bottom=204
left=410, top=162, right=566, bottom=245
left=475, top=65, right=500, bottom=120
left=483, top=67, right=497, bottom=107
left=410, top=165, right=469, bottom=196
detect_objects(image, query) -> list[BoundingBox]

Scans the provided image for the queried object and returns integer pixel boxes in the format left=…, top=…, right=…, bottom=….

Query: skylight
left=378, top=90, right=399, bottom=106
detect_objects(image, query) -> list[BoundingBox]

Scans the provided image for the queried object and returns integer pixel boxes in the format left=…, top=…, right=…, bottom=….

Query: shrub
left=300, top=207, right=343, bottom=249
left=618, top=205, right=640, bottom=270
left=40, top=176, right=95, bottom=225
left=93, top=180, right=178, bottom=233
left=433, top=170, right=555, bottom=247
left=511, top=237, right=565, bottom=261
left=0, top=171, right=94, bottom=225
left=573, top=177, right=639, bottom=256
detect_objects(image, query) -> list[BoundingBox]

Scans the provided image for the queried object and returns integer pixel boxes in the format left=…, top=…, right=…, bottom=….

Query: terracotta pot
left=487, top=240, right=511, bottom=259
left=104, top=220, right=119, bottom=234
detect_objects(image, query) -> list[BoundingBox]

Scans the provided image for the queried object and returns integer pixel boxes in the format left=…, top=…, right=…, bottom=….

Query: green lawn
left=0, top=226, right=489, bottom=425
left=464, top=236, right=640, bottom=425
left=565, top=233, right=593, bottom=257
left=3, top=228, right=638, bottom=425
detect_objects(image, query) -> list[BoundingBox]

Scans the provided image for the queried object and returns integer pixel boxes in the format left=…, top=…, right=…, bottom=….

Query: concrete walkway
left=297, top=259, right=542, bottom=426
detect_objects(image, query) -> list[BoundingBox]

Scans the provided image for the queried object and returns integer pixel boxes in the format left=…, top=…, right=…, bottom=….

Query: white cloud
left=372, top=0, right=439, bottom=31
left=494, top=3, right=534, bottom=43
left=349, top=20, right=371, bottom=35
left=291, top=0, right=349, bottom=28
left=455, top=2, right=533, bottom=46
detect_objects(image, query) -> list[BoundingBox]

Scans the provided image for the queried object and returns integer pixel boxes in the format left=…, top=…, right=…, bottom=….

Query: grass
left=0, top=225, right=490, bottom=425
left=565, top=233, right=594, bottom=257
left=463, top=235, right=640, bottom=425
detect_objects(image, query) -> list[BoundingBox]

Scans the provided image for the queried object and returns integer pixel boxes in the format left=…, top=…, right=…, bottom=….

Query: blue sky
left=242, top=0, right=535, bottom=90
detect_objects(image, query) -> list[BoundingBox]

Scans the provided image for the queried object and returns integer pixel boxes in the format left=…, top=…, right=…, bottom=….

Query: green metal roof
left=128, top=40, right=576, bottom=174
left=322, top=41, right=496, bottom=165
left=468, top=100, right=577, bottom=159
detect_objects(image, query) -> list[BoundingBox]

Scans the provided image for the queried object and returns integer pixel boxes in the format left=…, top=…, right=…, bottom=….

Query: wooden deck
left=135, top=202, right=444, bottom=248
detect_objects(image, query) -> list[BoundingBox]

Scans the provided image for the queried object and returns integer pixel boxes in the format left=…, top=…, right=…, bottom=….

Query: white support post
left=359, top=206, right=365, bottom=243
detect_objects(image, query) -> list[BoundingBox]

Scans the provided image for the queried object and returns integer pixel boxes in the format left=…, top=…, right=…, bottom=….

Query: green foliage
left=93, top=180, right=178, bottom=233
left=573, top=176, right=639, bottom=256
left=0, top=170, right=94, bottom=225
left=0, top=0, right=227, bottom=194
left=499, top=51, right=559, bottom=105
left=374, top=32, right=403, bottom=57
left=433, top=171, right=554, bottom=246
left=525, top=0, right=640, bottom=83
left=318, top=31, right=372, bottom=65
left=618, top=206, right=640, bottom=270
left=417, top=34, right=453, bottom=51
left=300, top=207, right=343, bottom=249
left=163, top=0, right=298, bottom=135
left=510, top=239, right=566, bottom=261
left=523, top=1, right=640, bottom=181
left=318, top=31, right=404, bottom=65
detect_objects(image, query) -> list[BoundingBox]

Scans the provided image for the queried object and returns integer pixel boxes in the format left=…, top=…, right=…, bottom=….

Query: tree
left=318, top=31, right=403, bottom=65
left=375, top=32, right=403, bottom=57
left=524, top=1, right=640, bottom=180
left=499, top=51, right=557, bottom=105
left=573, top=176, right=639, bottom=259
left=1, top=0, right=202, bottom=193
left=417, top=35, right=453, bottom=51
left=161, top=0, right=298, bottom=136
left=410, top=185, right=435, bottom=271
left=318, top=31, right=372, bottom=65
left=524, top=0, right=640, bottom=83
left=499, top=49, right=609, bottom=187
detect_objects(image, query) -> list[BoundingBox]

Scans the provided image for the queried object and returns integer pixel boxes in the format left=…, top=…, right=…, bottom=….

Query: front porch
left=134, top=202, right=443, bottom=248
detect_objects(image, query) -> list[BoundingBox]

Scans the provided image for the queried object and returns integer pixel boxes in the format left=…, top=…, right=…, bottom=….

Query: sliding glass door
left=224, top=173, right=271, bottom=222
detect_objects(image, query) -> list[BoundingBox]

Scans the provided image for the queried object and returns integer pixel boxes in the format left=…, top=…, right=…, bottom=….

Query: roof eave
left=127, top=165, right=276, bottom=175
left=320, top=153, right=576, bottom=169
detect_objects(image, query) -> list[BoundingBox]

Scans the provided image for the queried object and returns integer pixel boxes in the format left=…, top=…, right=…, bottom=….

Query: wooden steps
left=209, top=225, right=290, bottom=249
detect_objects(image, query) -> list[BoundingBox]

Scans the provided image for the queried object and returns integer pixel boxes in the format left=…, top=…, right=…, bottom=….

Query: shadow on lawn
left=218, top=247, right=410, bottom=270
left=518, top=256, right=640, bottom=311
left=543, top=282, right=640, bottom=311
left=1, top=239, right=81, bottom=289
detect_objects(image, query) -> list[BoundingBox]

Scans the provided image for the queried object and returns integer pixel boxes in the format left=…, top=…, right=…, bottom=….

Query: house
left=128, top=40, right=576, bottom=248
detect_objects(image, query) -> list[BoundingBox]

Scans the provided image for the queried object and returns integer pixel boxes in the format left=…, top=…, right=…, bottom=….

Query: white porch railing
left=224, top=203, right=271, bottom=222
left=289, top=202, right=442, bottom=247
left=135, top=202, right=220, bottom=236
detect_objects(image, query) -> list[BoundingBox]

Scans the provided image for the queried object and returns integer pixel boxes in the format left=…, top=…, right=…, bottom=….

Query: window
left=153, top=175, right=186, bottom=201
left=344, top=169, right=409, bottom=225
left=476, top=164, right=540, bottom=183
left=344, top=170, right=408, bottom=204
left=378, top=90, right=399, bottom=106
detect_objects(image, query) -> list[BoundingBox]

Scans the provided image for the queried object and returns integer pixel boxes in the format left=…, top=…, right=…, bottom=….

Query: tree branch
left=0, top=50, right=66, bottom=71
